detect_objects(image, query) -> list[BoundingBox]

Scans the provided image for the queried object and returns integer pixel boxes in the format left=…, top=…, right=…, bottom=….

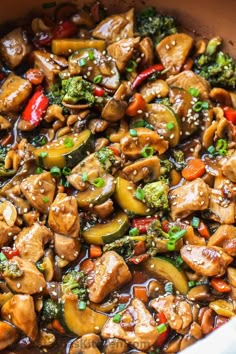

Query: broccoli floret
left=170, top=150, right=186, bottom=171
left=61, top=76, right=95, bottom=105
left=62, top=270, right=87, bottom=301
left=95, top=147, right=116, bottom=172
left=194, top=37, right=236, bottom=89
left=160, top=159, right=173, bottom=176
left=42, top=298, right=58, bottom=321
left=143, top=180, right=169, bottom=210
left=136, top=7, right=177, bottom=44
left=103, top=236, right=139, bottom=261
left=0, top=253, right=23, bottom=279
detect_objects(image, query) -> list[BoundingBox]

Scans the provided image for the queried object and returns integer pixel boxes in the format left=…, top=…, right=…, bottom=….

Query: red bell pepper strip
left=132, top=216, right=159, bottom=234
left=22, top=90, right=49, bottom=127
left=128, top=253, right=149, bottom=265
left=223, top=106, right=236, bottom=124
left=210, top=278, right=231, bottom=293
left=52, top=20, right=77, bottom=39
left=34, top=32, right=53, bottom=47
left=131, top=64, right=165, bottom=90
left=155, top=313, right=170, bottom=347
left=1, top=247, right=20, bottom=259
left=93, top=86, right=105, bottom=97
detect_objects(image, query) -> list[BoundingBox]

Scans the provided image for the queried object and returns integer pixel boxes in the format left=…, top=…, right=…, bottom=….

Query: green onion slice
left=135, top=187, right=145, bottom=201
left=92, top=177, right=105, bottom=188
left=141, top=146, right=154, bottom=158
left=50, top=166, right=61, bottom=177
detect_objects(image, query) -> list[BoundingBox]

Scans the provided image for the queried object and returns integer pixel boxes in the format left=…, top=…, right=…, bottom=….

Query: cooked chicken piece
left=48, top=193, right=80, bottom=237
left=1, top=294, right=38, bottom=340
left=4, top=185, right=30, bottom=215
left=92, top=9, right=134, bottom=43
left=33, top=50, right=64, bottom=87
left=107, top=37, right=140, bottom=72
left=22, top=210, right=40, bottom=226
left=102, top=298, right=158, bottom=350
left=167, top=70, right=210, bottom=100
left=92, top=199, right=114, bottom=219
left=156, top=33, right=194, bottom=75
left=208, top=188, right=235, bottom=224
left=20, top=172, right=56, bottom=214
left=0, top=321, right=18, bottom=350
left=0, top=200, right=17, bottom=226
left=222, top=238, right=236, bottom=256
left=180, top=322, right=202, bottom=351
left=222, top=153, right=236, bottom=183
left=0, top=74, right=32, bottom=113
left=169, top=178, right=210, bottom=220
left=139, top=37, right=154, bottom=68
left=180, top=245, right=233, bottom=276
left=0, top=220, right=20, bottom=248
left=4, top=256, right=46, bottom=294
left=122, top=156, right=160, bottom=183
left=88, top=251, right=131, bottom=303
left=69, top=334, right=101, bottom=354
left=0, top=27, right=31, bottom=68
left=151, top=294, right=193, bottom=333
left=208, top=225, right=236, bottom=247
left=15, top=223, right=52, bottom=263
left=54, top=233, right=81, bottom=261
left=0, top=115, right=11, bottom=129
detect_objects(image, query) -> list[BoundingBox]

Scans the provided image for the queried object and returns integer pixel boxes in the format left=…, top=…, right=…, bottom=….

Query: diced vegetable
left=210, top=278, right=231, bottom=293
left=133, top=286, right=148, bottom=303
left=52, top=39, right=106, bottom=56
left=182, top=159, right=206, bottom=181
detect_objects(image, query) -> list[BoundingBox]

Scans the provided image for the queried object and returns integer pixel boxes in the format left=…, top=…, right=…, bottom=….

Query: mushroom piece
left=139, top=37, right=154, bottom=68
left=122, top=156, right=161, bottom=183
left=187, top=285, right=212, bottom=302
left=0, top=321, right=18, bottom=350
left=0, top=200, right=17, bottom=226
left=69, top=334, right=101, bottom=354
left=139, top=79, right=169, bottom=103
left=101, top=97, right=127, bottom=122
left=104, top=338, right=128, bottom=354
left=0, top=115, right=11, bottom=130
left=209, top=87, right=232, bottom=106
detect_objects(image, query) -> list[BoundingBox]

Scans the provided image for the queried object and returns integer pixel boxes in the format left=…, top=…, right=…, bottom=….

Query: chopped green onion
left=64, top=137, right=74, bottom=148
left=0, top=252, right=7, bottom=261
left=216, top=139, right=228, bottom=151
left=175, top=255, right=184, bottom=268
left=167, top=241, right=176, bottom=251
left=113, top=314, right=121, bottom=323
left=78, top=300, right=87, bottom=310
left=168, top=226, right=181, bottom=237
left=92, top=177, right=105, bottom=188
left=129, top=227, right=139, bottom=236
left=166, top=122, right=175, bottom=131
left=193, top=101, right=209, bottom=112
left=93, top=75, right=103, bottom=84
left=191, top=216, right=200, bottom=228
left=62, top=167, right=71, bottom=176
left=188, top=280, right=196, bottom=288
left=129, top=129, right=138, bottom=137
left=157, top=323, right=168, bottom=334
left=218, top=149, right=227, bottom=156
left=39, top=151, right=48, bottom=158
left=135, top=187, right=144, bottom=201
left=189, top=87, right=200, bottom=97
left=125, top=60, right=138, bottom=73
left=207, top=145, right=216, bottom=154
left=133, top=119, right=146, bottom=128
left=50, top=166, right=61, bottom=177
left=79, top=58, right=87, bottom=67
left=42, top=1, right=56, bottom=8
left=118, top=304, right=127, bottom=311
left=43, top=197, right=50, bottom=203
left=141, top=146, right=154, bottom=158
left=164, top=282, right=174, bottom=294
left=169, top=229, right=187, bottom=242
left=202, top=102, right=209, bottom=110
left=36, top=167, right=43, bottom=174
left=88, top=51, right=95, bottom=60
left=60, top=177, right=70, bottom=188
left=145, top=123, right=154, bottom=130
left=82, top=172, right=88, bottom=182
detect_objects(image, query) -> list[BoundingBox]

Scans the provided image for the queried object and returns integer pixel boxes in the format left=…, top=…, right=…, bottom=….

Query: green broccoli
left=95, top=147, right=117, bottom=172
left=160, top=159, right=173, bottom=176
left=143, top=180, right=169, bottom=210
left=61, top=76, right=95, bottom=105
left=42, top=298, right=58, bottom=321
left=170, top=150, right=186, bottom=171
left=194, top=37, right=236, bottom=89
left=136, top=7, right=177, bottom=44
left=0, top=253, right=23, bottom=279
left=61, top=270, right=87, bottom=301
left=0, top=145, right=15, bottom=178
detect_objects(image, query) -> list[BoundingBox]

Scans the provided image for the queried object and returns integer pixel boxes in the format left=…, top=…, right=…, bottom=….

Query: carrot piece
left=133, top=241, right=146, bottom=256
left=161, top=219, right=169, bottom=233
left=25, top=68, right=44, bottom=85
left=181, top=158, right=206, bottom=181
left=80, top=259, right=95, bottom=274
left=210, top=278, right=231, bottom=293
left=126, top=93, right=146, bottom=117
left=133, top=286, right=148, bottom=303
left=51, top=319, right=65, bottom=334
left=90, top=244, right=102, bottom=258
left=197, top=221, right=210, bottom=239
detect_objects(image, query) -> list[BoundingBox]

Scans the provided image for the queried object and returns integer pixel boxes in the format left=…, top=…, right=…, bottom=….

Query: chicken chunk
left=1, top=294, right=38, bottom=340
left=167, top=70, right=210, bottom=100
left=92, top=9, right=134, bottom=43
left=222, top=153, right=236, bottom=183
left=4, top=256, right=46, bottom=294
left=88, top=251, right=131, bottom=303
left=208, top=225, right=236, bottom=247
left=0, top=27, right=31, bottom=68
left=208, top=188, right=235, bottom=224
left=48, top=193, right=80, bottom=237
left=180, top=245, right=233, bottom=276
left=69, top=334, right=101, bottom=354
left=54, top=233, right=81, bottom=261
left=169, top=178, right=210, bottom=220
left=0, top=321, right=18, bottom=350
left=151, top=295, right=193, bottom=334
left=33, top=50, right=64, bottom=87
left=102, top=298, right=158, bottom=351
left=139, top=37, right=154, bottom=68
left=107, top=37, right=140, bottom=72
left=15, top=223, right=53, bottom=263
left=0, top=220, right=20, bottom=248
left=20, top=172, right=56, bottom=214
left=0, top=74, right=32, bottom=113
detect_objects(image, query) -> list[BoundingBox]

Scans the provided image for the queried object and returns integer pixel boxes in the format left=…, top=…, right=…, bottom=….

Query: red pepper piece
left=155, top=313, right=170, bottom=347
left=93, top=86, right=105, bottom=97
left=133, top=241, right=147, bottom=256
left=107, top=146, right=120, bottom=156
left=22, top=90, right=49, bottom=127
left=223, top=106, right=236, bottom=124
left=34, top=32, right=52, bottom=47
left=1, top=247, right=20, bottom=259
left=131, top=64, right=165, bottom=90
left=132, top=216, right=159, bottom=234
left=128, top=253, right=149, bottom=265
left=52, top=20, right=77, bottom=39
left=210, top=277, right=231, bottom=293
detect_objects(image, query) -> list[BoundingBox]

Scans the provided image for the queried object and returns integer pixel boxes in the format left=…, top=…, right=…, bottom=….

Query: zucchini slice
left=143, top=256, right=189, bottom=294
left=146, top=104, right=180, bottom=147
left=114, top=177, right=153, bottom=216
left=52, top=39, right=106, bottom=56
left=33, top=130, right=94, bottom=169
left=61, top=295, right=108, bottom=335
left=82, top=210, right=129, bottom=245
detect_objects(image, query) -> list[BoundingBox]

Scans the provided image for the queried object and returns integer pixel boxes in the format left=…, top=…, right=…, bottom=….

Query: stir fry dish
left=0, top=2, right=236, bottom=353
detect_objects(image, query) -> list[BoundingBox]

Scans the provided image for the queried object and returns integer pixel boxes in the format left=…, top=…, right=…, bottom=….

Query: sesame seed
left=165, top=44, right=170, bottom=50
left=16, top=283, right=21, bottom=289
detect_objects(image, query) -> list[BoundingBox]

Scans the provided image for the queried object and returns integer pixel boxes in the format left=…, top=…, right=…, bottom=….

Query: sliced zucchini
left=77, top=174, right=115, bottom=208
left=68, top=49, right=120, bottom=90
left=61, top=295, right=108, bottom=336
left=33, top=130, right=94, bottom=169
left=82, top=210, right=129, bottom=245
left=143, top=256, right=189, bottom=294
left=146, top=104, right=180, bottom=147
left=52, top=39, right=106, bottom=56
left=114, top=177, right=153, bottom=216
